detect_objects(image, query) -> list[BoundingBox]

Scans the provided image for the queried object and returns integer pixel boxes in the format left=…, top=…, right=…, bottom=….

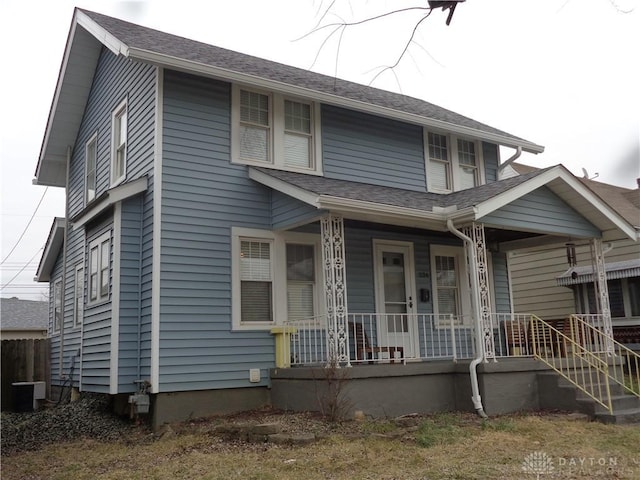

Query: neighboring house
left=508, top=165, right=640, bottom=346
left=33, top=9, right=637, bottom=427
left=1, top=297, right=48, bottom=340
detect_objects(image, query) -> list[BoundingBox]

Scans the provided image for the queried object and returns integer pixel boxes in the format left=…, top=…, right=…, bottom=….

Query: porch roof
left=556, top=258, right=640, bottom=286
left=249, top=165, right=638, bottom=242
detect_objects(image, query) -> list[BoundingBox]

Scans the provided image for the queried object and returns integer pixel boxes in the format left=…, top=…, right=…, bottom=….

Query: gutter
left=59, top=146, right=72, bottom=383
left=446, top=219, right=489, bottom=419
left=497, top=146, right=522, bottom=175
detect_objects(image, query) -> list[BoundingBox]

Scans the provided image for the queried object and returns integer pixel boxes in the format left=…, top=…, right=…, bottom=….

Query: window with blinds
left=234, top=87, right=318, bottom=173
left=240, top=240, right=274, bottom=323
left=434, top=255, right=459, bottom=317
left=428, top=132, right=451, bottom=191
left=286, top=243, right=315, bottom=320
left=457, top=139, right=478, bottom=190
left=284, top=100, right=312, bottom=169
left=240, top=90, right=270, bottom=162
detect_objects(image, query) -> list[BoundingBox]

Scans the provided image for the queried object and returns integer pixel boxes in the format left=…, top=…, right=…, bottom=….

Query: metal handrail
left=568, top=314, right=640, bottom=399
left=529, top=314, right=640, bottom=414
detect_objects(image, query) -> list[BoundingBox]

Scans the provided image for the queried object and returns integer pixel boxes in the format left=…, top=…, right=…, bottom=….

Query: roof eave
left=35, top=217, right=66, bottom=282
left=473, top=166, right=638, bottom=241
left=128, top=47, right=545, bottom=154
left=34, top=9, right=113, bottom=187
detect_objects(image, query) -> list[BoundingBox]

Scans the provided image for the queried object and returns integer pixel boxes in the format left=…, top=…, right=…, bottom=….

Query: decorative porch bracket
left=462, top=223, right=495, bottom=360
left=321, top=214, right=350, bottom=366
left=590, top=238, right=614, bottom=354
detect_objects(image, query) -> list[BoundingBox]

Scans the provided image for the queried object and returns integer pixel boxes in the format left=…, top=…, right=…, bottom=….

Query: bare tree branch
left=368, top=10, right=434, bottom=86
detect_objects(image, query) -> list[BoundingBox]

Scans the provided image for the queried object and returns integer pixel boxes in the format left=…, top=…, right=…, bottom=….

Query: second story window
left=85, top=133, right=97, bottom=203
left=232, top=86, right=321, bottom=174
left=427, top=133, right=451, bottom=192
left=89, top=231, right=111, bottom=304
left=111, top=99, right=127, bottom=186
left=457, top=139, right=479, bottom=189
left=425, top=130, right=484, bottom=193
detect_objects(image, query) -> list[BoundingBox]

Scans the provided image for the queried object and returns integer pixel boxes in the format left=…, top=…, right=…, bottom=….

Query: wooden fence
left=1, top=339, right=50, bottom=411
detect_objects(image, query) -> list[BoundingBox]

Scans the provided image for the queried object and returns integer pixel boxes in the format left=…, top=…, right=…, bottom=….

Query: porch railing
left=287, top=313, right=478, bottom=366
left=530, top=314, right=640, bottom=414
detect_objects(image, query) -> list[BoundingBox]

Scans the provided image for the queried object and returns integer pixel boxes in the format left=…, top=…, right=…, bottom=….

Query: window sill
left=232, top=158, right=323, bottom=177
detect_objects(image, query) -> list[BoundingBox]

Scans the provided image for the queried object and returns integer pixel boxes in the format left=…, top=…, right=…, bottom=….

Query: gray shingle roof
left=79, top=9, right=537, bottom=147
left=1, top=298, right=48, bottom=330
left=254, top=167, right=551, bottom=212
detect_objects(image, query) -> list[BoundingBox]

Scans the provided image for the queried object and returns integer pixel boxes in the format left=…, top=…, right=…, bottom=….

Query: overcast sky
left=1, top=0, right=638, bottom=300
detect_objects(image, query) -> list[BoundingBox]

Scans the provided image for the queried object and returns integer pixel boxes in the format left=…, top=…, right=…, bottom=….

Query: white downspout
left=497, top=146, right=522, bottom=177
left=447, top=219, right=489, bottom=419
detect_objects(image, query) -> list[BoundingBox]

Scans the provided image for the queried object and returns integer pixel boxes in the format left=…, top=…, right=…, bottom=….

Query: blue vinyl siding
left=481, top=186, right=600, bottom=237
left=322, top=105, right=426, bottom=191
left=81, top=221, right=114, bottom=393
left=272, top=191, right=322, bottom=229
left=343, top=224, right=476, bottom=358
left=492, top=251, right=511, bottom=313
left=48, top=254, right=64, bottom=384
left=59, top=48, right=156, bottom=393
left=482, top=142, right=499, bottom=183
left=118, top=197, right=145, bottom=392
left=159, top=70, right=274, bottom=392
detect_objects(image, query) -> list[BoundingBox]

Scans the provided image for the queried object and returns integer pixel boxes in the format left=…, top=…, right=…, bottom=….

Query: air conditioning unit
left=12, top=381, right=46, bottom=412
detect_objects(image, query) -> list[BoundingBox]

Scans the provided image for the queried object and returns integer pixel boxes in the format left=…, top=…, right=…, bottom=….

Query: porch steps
left=537, top=372, right=640, bottom=424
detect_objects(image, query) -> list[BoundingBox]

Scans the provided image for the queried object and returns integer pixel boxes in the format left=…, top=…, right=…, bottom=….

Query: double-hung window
left=233, top=86, right=321, bottom=174
left=74, top=265, right=84, bottom=327
left=53, top=279, right=62, bottom=333
left=425, top=131, right=484, bottom=192
left=85, top=133, right=97, bottom=203
left=457, top=139, right=479, bottom=189
left=427, top=133, right=451, bottom=192
left=239, top=239, right=274, bottom=323
left=286, top=243, right=316, bottom=320
left=111, top=99, right=127, bottom=185
left=232, top=229, right=322, bottom=330
left=430, top=245, right=472, bottom=326
left=88, top=232, right=111, bottom=304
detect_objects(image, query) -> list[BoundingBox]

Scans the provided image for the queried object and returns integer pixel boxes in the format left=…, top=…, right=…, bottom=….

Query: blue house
left=35, top=9, right=638, bottom=427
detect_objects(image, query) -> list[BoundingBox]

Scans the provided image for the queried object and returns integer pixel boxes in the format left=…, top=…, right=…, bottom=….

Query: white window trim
left=576, top=278, right=640, bottom=326
left=110, top=98, right=128, bottom=186
left=231, top=227, right=324, bottom=331
left=231, top=85, right=323, bottom=175
left=73, top=264, right=84, bottom=328
left=85, top=132, right=98, bottom=205
left=424, top=130, right=485, bottom=193
left=430, top=244, right=473, bottom=327
left=88, top=231, right=111, bottom=306
left=53, top=278, right=62, bottom=333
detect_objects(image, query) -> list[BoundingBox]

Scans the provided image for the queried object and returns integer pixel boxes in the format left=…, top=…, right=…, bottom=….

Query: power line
left=0, top=247, right=44, bottom=292
left=1, top=187, right=49, bottom=265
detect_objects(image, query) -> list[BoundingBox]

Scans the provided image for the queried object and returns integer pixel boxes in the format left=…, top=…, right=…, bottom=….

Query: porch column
left=462, top=223, right=495, bottom=360
left=321, top=214, right=350, bottom=366
left=590, top=238, right=614, bottom=352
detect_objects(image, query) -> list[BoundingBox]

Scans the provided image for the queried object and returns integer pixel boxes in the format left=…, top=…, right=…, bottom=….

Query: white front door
left=373, top=240, right=418, bottom=357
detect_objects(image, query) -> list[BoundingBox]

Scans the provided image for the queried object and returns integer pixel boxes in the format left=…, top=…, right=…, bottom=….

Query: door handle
left=408, top=296, right=413, bottom=309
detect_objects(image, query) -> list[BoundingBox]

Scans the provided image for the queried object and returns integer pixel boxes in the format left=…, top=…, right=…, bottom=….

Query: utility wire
left=1, top=187, right=48, bottom=265
left=0, top=247, right=44, bottom=292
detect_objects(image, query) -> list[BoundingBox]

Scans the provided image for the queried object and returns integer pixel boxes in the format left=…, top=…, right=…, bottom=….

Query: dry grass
left=2, top=410, right=639, bottom=480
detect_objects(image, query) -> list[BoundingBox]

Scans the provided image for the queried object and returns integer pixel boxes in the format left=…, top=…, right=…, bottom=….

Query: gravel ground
left=1, top=395, right=142, bottom=455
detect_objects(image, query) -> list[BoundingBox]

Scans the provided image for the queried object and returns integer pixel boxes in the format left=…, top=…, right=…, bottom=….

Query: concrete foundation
left=151, top=387, right=270, bottom=430
left=271, top=358, right=554, bottom=418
